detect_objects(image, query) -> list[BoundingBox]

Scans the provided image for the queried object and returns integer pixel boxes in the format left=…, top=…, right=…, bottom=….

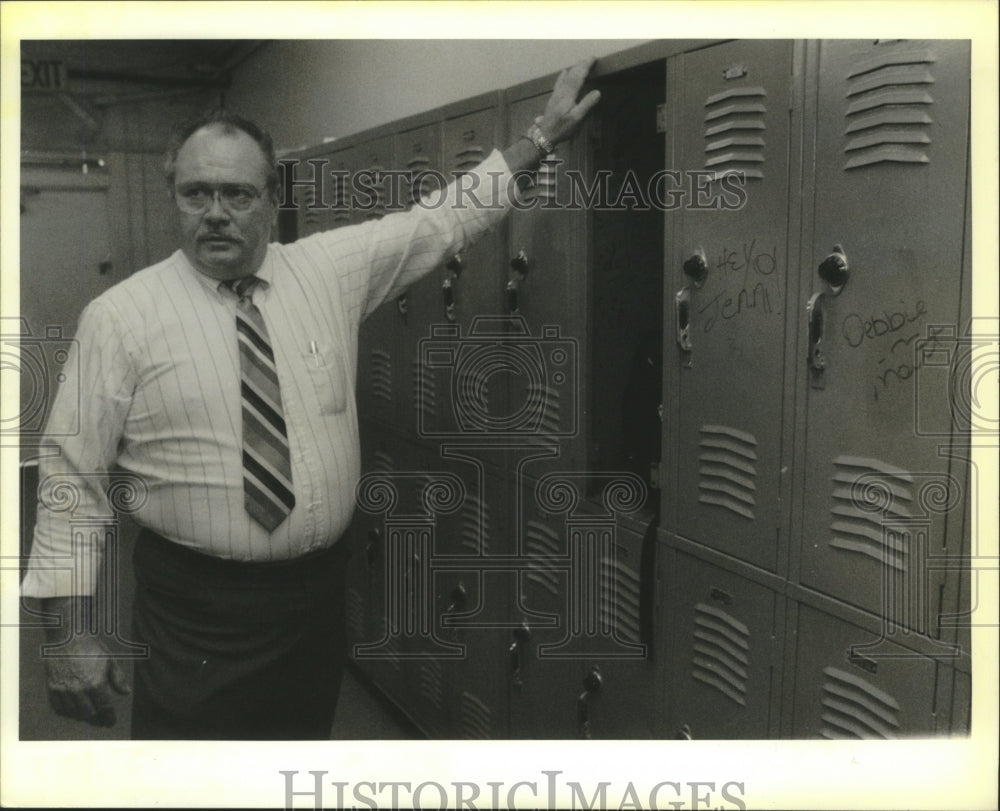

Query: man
left=22, top=59, right=600, bottom=739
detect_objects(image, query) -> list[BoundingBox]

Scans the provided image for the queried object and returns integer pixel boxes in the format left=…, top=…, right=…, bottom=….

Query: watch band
left=526, top=123, right=555, bottom=156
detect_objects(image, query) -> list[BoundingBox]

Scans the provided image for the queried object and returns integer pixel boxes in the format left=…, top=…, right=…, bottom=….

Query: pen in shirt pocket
left=308, top=340, right=322, bottom=367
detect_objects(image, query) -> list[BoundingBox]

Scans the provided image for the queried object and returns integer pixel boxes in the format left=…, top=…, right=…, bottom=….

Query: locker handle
left=445, top=582, right=468, bottom=614
left=510, top=249, right=529, bottom=276
left=806, top=291, right=827, bottom=386
left=675, top=288, right=693, bottom=360
left=506, top=279, right=520, bottom=314
left=577, top=667, right=603, bottom=739
left=442, top=278, right=456, bottom=323
left=507, top=249, right=528, bottom=314
left=509, top=622, right=531, bottom=689
left=446, top=253, right=464, bottom=278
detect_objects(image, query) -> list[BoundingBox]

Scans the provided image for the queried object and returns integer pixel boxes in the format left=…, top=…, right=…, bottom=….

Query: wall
left=224, top=39, right=649, bottom=153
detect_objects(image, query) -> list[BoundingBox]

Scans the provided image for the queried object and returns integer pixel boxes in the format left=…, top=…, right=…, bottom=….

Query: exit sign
left=21, top=59, right=68, bottom=91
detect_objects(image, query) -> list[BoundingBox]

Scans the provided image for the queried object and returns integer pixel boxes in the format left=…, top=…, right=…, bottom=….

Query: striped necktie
left=227, top=276, right=295, bottom=531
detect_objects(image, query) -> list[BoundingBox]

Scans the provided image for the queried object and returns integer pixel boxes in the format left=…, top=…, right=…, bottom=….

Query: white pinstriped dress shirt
left=23, top=150, right=513, bottom=598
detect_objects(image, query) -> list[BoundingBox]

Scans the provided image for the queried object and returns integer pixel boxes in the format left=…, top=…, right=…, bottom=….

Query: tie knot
left=227, top=276, right=263, bottom=302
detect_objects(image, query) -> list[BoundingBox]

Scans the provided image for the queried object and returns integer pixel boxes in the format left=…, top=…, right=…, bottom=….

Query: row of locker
left=282, top=38, right=973, bottom=737
left=341, top=423, right=967, bottom=739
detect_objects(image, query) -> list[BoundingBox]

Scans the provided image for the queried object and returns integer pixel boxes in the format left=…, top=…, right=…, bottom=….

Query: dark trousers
left=130, top=529, right=348, bottom=740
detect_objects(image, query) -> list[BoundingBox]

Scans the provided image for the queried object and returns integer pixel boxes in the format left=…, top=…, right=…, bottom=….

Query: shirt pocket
left=301, top=344, right=348, bottom=415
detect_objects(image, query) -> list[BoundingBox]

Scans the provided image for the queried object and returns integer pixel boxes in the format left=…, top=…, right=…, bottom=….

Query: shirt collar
left=177, top=245, right=274, bottom=299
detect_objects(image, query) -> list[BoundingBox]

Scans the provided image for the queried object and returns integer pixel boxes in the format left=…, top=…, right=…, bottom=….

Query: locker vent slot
left=375, top=616, right=402, bottom=671
left=369, top=349, right=393, bottom=404
left=525, top=381, right=563, bottom=436
left=346, top=586, right=365, bottom=640
left=420, top=658, right=444, bottom=712
left=843, top=46, right=936, bottom=169
left=461, top=494, right=489, bottom=554
left=820, top=667, right=901, bottom=739
left=414, top=359, right=437, bottom=420
left=406, top=155, right=433, bottom=204
left=525, top=520, right=562, bottom=596
left=460, top=691, right=494, bottom=739
left=373, top=450, right=394, bottom=473
left=703, top=87, right=767, bottom=180
left=454, top=145, right=487, bottom=174
left=329, top=162, right=351, bottom=225
left=697, top=425, right=758, bottom=520
left=516, top=157, right=559, bottom=207
left=362, top=164, right=388, bottom=221
left=601, top=554, right=642, bottom=644
left=829, top=456, right=914, bottom=571
left=299, top=185, right=323, bottom=231
left=691, top=602, right=750, bottom=706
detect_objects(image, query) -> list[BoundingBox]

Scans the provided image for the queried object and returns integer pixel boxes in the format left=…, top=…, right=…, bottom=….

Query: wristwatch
left=526, top=123, right=555, bottom=157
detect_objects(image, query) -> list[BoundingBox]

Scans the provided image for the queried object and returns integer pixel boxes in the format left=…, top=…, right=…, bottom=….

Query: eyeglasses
left=173, top=183, right=264, bottom=214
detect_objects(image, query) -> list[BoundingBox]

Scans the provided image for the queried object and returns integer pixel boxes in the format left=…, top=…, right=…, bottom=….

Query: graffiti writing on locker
left=698, top=239, right=778, bottom=333
left=839, top=299, right=931, bottom=400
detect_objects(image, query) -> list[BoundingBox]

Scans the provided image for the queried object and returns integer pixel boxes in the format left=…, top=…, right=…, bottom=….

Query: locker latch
left=577, top=666, right=603, bottom=739
left=674, top=287, right=694, bottom=368
left=806, top=245, right=850, bottom=389
left=509, top=621, right=531, bottom=689
left=444, top=253, right=463, bottom=322
left=806, top=291, right=827, bottom=388
left=445, top=582, right=468, bottom=614
left=507, top=249, right=529, bottom=314
left=442, top=278, right=456, bottom=322
left=675, top=248, right=708, bottom=368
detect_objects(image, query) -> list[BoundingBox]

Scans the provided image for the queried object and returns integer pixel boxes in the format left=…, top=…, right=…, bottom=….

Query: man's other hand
left=40, top=598, right=131, bottom=728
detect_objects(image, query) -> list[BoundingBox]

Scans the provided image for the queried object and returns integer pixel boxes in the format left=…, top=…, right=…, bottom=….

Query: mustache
left=198, top=232, right=243, bottom=243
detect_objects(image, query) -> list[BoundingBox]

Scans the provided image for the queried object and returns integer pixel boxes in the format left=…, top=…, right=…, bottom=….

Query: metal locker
left=286, top=146, right=328, bottom=239
left=349, top=421, right=425, bottom=716
left=430, top=458, right=513, bottom=739
left=509, top=474, right=652, bottom=738
left=665, top=40, right=796, bottom=573
left=416, top=101, right=507, bottom=440
left=572, top=518, right=662, bottom=739
left=661, top=548, right=783, bottom=739
left=355, top=135, right=404, bottom=429
left=790, top=603, right=946, bottom=737
left=504, top=82, right=588, bottom=476
left=796, top=40, right=971, bottom=634
left=393, top=120, right=444, bottom=440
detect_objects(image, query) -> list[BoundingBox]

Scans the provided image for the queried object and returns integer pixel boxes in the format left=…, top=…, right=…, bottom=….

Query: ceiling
left=21, top=40, right=266, bottom=94
left=20, top=40, right=267, bottom=154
